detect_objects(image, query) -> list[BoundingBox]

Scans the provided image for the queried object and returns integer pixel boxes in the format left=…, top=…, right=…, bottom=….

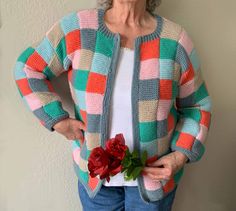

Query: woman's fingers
left=142, top=166, right=170, bottom=175
left=53, top=118, right=87, bottom=145
left=142, top=166, right=172, bottom=180
left=78, top=121, right=86, bottom=131
left=71, top=118, right=86, bottom=130
left=145, top=172, right=167, bottom=181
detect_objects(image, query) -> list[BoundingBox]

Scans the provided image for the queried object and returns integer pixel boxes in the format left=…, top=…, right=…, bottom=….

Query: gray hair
left=97, top=0, right=162, bottom=15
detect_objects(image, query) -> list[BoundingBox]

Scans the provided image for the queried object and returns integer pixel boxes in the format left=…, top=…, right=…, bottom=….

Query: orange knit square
left=163, top=178, right=175, bottom=194
left=86, top=72, right=107, bottom=94
left=167, top=113, right=175, bottom=132
left=180, top=63, right=195, bottom=85
left=176, top=132, right=195, bottom=150
left=26, top=51, right=47, bottom=72
left=88, top=175, right=100, bottom=191
left=65, top=30, right=81, bottom=55
left=16, top=78, right=32, bottom=96
left=200, top=110, right=211, bottom=128
left=140, top=38, right=160, bottom=60
left=160, top=79, right=172, bottom=99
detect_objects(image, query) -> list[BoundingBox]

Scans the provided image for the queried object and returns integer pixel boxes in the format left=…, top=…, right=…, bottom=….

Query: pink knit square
left=196, top=124, right=208, bottom=143
left=85, top=92, right=104, bottom=114
left=24, top=65, right=45, bottom=79
left=140, top=58, right=159, bottom=80
left=157, top=99, right=172, bottom=121
left=143, top=175, right=162, bottom=191
left=73, top=148, right=81, bottom=166
left=77, top=10, right=98, bottom=29
left=69, top=50, right=81, bottom=69
left=24, top=93, right=43, bottom=110
left=179, top=29, right=194, bottom=55
left=179, top=79, right=195, bottom=98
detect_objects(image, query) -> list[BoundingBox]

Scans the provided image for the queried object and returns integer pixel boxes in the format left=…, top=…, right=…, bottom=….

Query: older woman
left=13, top=0, right=212, bottom=210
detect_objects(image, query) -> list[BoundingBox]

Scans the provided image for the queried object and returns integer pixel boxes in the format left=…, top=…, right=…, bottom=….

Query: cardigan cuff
left=44, top=112, right=70, bottom=132
left=171, top=139, right=205, bottom=164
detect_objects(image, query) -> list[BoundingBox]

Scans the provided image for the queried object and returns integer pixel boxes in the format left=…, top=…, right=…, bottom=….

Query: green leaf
left=131, top=166, right=143, bottom=180
left=132, top=149, right=139, bottom=158
left=125, top=148, right=131, bottom=156
left=126, top=166, right=135, bottom=177
left=121, top=167, right=126, bottom=173
left=141, top=150, right=148, bottom=166
left=124, top=174, right=133, bottom=181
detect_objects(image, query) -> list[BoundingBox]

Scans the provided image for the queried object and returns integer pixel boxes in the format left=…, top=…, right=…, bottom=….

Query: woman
left=13, top=0, right=212, bottom=210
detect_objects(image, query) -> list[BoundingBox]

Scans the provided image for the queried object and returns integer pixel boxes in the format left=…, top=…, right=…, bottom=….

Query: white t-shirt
left=103, top=47, right=138, bottom=186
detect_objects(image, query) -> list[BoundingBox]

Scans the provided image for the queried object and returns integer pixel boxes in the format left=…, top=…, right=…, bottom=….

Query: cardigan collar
left=97, top=8, right=163, bottom=42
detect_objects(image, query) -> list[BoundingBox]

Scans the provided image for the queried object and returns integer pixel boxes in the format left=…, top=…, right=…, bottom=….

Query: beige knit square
left=78, top=49, right=94, bottom=70
left=85, top=132, right=101, bottom=151
left=46, top=21, right=64, bottom=48
left=160, top=18, right=182, bottom=41
left=157, top=132, right=172, bottom=156
left=139, top=100, right=158, bottom=122
left=48, top=54, right=65, bottom=76
left=34, top=92, right=61, bottom=105
left=79, top=156, right=88, bottom=172
left=173, top=62, right=181, bottom=82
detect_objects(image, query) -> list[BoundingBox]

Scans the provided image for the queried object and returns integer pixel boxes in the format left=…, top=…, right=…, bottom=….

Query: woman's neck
left=106, top=0, right=148, bottom=27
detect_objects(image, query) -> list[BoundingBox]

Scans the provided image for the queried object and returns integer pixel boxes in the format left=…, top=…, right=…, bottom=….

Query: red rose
left=88, top=147, right=110, bottom=182
left=108, top=156, right=123, bottom=176
left=105, top=133, right=128, bottom=160
left=87, top=133, right=148, bottom=183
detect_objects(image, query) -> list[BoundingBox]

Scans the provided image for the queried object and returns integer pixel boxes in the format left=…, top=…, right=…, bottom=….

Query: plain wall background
left=0, top=0, right=235, bottom=210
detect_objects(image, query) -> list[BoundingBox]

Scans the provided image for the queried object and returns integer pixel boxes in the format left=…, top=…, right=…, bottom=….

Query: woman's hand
left=141, top=151, right=189, bottom=181
left=53, top=117, right=86, bottom=146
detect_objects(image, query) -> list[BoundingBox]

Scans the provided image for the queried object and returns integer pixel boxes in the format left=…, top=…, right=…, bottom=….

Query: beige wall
left=0, top=0, right=235, bottom=210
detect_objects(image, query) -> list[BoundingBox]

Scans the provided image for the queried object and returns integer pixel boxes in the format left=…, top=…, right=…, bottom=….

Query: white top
left=103, top=47, right=138, bottom=186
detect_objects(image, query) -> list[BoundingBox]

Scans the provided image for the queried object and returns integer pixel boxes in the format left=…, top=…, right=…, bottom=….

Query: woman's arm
left=170, top=27, right=213, bottom=163
left=13, top=12, right=80, bottom=132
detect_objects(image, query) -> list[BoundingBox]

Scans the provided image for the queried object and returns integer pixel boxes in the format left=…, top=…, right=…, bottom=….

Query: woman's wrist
left=173, top=151, right=189, bottom=164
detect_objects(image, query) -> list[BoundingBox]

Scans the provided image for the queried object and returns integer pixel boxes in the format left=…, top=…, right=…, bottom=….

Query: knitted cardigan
left=13, top=7, right=212, bottom=202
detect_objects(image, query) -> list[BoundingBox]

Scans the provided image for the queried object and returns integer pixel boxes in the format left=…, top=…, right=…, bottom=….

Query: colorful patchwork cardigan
left=13, top=7, right=212, bottom=202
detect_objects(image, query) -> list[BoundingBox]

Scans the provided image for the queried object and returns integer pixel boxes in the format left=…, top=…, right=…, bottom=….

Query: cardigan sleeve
left=13, top=12, right=80, bottom=131
left=170, top=27, right=213, bottom=163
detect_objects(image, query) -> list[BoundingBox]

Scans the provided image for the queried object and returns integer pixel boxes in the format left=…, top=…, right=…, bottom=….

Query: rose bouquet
left=88, top=133, right=148, bottom=182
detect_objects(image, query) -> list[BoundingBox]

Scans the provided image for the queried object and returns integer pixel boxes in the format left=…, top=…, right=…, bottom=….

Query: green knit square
left=73, top=69, right=89, bottom=91
left=160, top=38, right=178, bottom=60
left=170, top=105, right=178, bottom=118
left=79, top=168, right=89, bottom=183
left=43, top=66, right=56, bottom=80
left=194, top=82, right=209, bottom=103
left=43, top=101, right=66, bottom=118
left=182, top=109, right=201, bottom=122
left=174, top=167, right=184, bottom=184
left=139, top=121, right=157, bottom=142
left=17, top=47, right=35, bottom=63
left=56, top=37, right=67, bottom=65
left=171, top=130, right=180, bottom=145
left=95, top=31, right=114, bottom=57
left=172, top=81, right=178, bottom=99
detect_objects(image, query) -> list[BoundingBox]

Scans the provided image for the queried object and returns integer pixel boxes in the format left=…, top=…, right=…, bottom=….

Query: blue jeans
left=78, top=180, right=178, bottom=211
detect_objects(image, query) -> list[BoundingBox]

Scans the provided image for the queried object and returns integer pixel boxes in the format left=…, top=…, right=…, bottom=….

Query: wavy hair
left=97, top=0, right=162, bottom=15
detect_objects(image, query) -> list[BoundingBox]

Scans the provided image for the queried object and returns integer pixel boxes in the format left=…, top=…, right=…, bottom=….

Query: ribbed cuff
left=171, top=139, right=205, bottom=163
left=45, top=112, right=70, bottom=132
